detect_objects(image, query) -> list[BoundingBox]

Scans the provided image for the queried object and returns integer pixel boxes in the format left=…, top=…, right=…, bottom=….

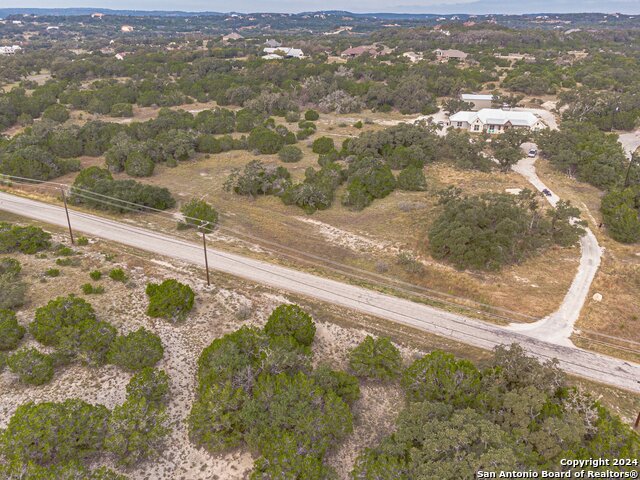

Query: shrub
left=76, top=236, right=89, bottom=246
left=146, top=279, right=195, bottom=322
left=0, top=309, right=25, bottom=350
left=1, top=399, right=110, bottom=466
left=304, top=109, right=320, bottom=121
left=353, top=120, right=363, bottom=129
left=402, top=351, right=482, bottom=406
left=110, top=103, right=133, bottom=118
left=278, top=145, right=303, bottom=163
left=90, top=270, right=102, bottom=280
left=248, top=126, right=285, bottom=154
left=55, top=257, right=78, bottom=267
left=45, top=268, right=61, bottom=277
left=196, top=134, right=222, bottom=154
left=0, top=257, right=21, bottom=276
left=264, top=304, right=316, bottom=347
left=349, top=335, right=402, bottom=380
left=7, top=348, right=54, bottom=385
left=42, top=103, right=70, bottom=123
left=124, top=151, right=155, bottom=177
left=311, top=136, right=335, bottom=155
left=396, top=251, right=423, bottom=273
left=126, top=367, right=170, bottom=404
left=285, top=111, right=301, bottom=123
left=81, top=283, right=105, bottom=295
left=179, top=199, right=218, bottom=232
left=397, top=165, right=427, bottom=191
left=71, top=166, right=176, bottom=212
left=108, top=327, right=164, bottom=371
left=0, top=274, right=27, bottom=310
left=30, top=295, right=97, bottom=346
left=108, top=268, right=127, bottom=282
left=0, top=222, right=51, bottom=254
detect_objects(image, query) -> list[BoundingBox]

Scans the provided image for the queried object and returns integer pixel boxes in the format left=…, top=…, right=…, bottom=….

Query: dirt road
left=1, top=192, right=638, bottom=393
left=509, top=146, right=603, bottom=346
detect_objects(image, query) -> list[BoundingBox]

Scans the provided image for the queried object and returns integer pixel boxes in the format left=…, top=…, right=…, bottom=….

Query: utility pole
left=202, top=229, right=210, bottom=286
left=61, top=188, right=74, bottom=245
left=635, top=411, right=640, bottom=430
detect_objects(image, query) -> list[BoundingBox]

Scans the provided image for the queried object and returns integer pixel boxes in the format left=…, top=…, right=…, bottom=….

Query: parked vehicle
left=527, top=148, right=538, bottom=157
left=542, top=188, right=552, bottom=196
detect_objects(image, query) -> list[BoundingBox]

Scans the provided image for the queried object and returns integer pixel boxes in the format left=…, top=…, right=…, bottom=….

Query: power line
left=3, top=174, right=639, bottom=349
left=0, top=192, right=638, bottom=386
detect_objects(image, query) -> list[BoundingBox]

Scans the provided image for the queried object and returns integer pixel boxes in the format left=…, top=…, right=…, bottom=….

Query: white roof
left=262, top=53, right=283, bottom=60
left=449, top=111, right=477, bottom=123
left=450, top=109, right=541, bottom=127
left=263, top=47, right=303, bottom=57
left=461, top=94, right=494, bottom=101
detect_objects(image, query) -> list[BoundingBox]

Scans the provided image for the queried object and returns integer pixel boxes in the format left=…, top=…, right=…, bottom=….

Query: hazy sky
left=5, top=0, right=640, bottom=14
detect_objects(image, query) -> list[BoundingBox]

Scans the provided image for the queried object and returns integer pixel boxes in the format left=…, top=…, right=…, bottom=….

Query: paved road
left=509, top=147, right=603, bottom=346
left=618, top=128, right=640, bottom=160
left=0, top=192, right=638, bottom=393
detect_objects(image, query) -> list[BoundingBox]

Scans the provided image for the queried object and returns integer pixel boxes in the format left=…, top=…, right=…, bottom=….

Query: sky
left=4, top=0, right=640, bottom=14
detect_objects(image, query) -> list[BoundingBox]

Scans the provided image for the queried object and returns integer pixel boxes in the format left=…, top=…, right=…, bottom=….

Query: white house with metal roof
left=449, top=109, right=546, bottom=134
left=263, top=47, right=304, bottom=59
left=460, top=93, right=494, bottom=110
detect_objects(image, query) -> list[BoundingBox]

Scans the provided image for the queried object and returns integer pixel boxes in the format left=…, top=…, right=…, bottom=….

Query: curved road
left=0, top=192, right=638, bottom=393
left=508, top=149, right=603, bottom=346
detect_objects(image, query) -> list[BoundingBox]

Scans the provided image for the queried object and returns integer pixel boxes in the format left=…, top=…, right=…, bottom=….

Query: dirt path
left=1, top=192, right=638, bottom=393
left=508, top=144, right=603, bottom=346
left=617, top=128, right=640, bottom=159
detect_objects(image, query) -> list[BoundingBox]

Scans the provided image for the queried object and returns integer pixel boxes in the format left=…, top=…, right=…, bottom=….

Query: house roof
left=461, top=94, right=494, bottom=101
left=263, top=47, right=303, bottom=57
left=450, top=109, right=541, bottom=127
left=434, top=48, right=468, bottom=59
left=341, top=45, right=377, bottom=56
left=223, top=32, right=244, bottom=40
left=264, top=39, right=281, bottom=47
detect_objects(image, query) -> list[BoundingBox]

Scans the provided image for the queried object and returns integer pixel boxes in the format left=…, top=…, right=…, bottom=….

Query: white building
left=460, top=93, right=495, bottom=110
left=449, top=109, right=546, bottom=134
left=0, top=45, right=22, bottom=55
left=263, top=47, right=304, bottom=59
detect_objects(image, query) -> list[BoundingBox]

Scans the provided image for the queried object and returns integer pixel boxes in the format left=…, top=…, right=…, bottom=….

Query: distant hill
left=0, top=8, right=224, bottom=18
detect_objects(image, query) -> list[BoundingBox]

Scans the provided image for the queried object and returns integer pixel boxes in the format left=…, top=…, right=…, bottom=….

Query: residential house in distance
left=460, top=93, right=495, bottom=111
left=222, top=32, right=244, bottom=42
left=264, top=39, right=282, bottom=48
left=262, top=47, right=304, bottom=59
left=120, top=25, right=134, bottom=32
left=340, top=44, right=391, bottom=58
left=0, top=45, right=22, bottom=55
left=434, top=48, right=468, bottom=62
left=403, top=51, right=424, bottom=63
left=91, top=13, right=105, bottom=18
left=449, top=109, right=546, bottom=134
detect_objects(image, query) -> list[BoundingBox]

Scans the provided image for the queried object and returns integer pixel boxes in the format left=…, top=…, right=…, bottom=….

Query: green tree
left=145, top=279, right=195, bottom=322
left=124, top=151, right=155, bottom=177
left=312, top=136, right=335, bottom=155
left=179, top=199, right=218, bottom=232
left=1, top=399, right=110, bottom=465
left=248, top=126, right=285, bottom=154
left=349, top=335, right=402, bottom=380
left=107, top=327, right=164, bottom=371
left=125, top=367, right=170, bottom=404
left=402, top=351, right=482, bottom=407
left=41, top=103, right=69, bottom=123
left=30, top=295, right=96, bottom=346
left=305, top=109, right=320, bottom=121
left=264, top=304, right=316, bottom=347
left=105, top=396, right=169, bottom=466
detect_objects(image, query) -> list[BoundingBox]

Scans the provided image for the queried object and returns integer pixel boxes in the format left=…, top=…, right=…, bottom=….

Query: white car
left=527, top=148, right=538, bottom=158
